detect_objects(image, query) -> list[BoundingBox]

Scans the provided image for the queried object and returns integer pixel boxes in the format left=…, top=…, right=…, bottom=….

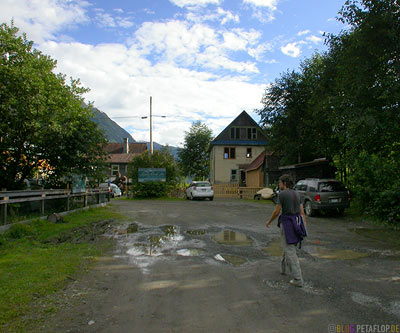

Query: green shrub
left=6, top=223, right=36, bottom=240
left=349, top=149, right=400, bottom=225
left=130, top=182, right=167, bottom=198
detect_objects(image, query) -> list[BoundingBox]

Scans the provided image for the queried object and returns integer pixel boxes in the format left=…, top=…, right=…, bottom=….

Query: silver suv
left=294, top=178, right=350, bottom=216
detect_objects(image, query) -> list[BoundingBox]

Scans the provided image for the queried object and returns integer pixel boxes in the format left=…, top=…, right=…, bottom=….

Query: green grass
left=0, top=206, right=124, bottom=332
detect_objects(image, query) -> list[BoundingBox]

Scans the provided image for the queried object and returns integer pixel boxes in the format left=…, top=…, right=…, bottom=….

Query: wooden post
left=97, top=192, right=100, bottom=204
left=84, top=192, right=87, bottom=207
left=67, top=192, right=70, bottom=211
left=1, top=200, right=7, bottom=225
left=41, top=193, right=45, bottom=216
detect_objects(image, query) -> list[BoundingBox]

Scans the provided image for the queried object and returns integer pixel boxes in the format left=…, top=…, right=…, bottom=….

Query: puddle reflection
left=213, top=230, right=253, bottom=246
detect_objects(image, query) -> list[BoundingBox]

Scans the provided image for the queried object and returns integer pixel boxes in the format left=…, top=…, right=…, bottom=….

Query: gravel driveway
left=41, top=199, right=400, bottom=333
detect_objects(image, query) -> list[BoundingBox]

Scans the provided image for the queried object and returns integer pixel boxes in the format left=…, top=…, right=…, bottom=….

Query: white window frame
left=111, top=164, right=119, bottom=176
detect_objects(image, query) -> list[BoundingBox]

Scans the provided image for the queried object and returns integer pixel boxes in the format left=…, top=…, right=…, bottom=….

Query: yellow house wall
left=210, top=146, right=265, bottom=184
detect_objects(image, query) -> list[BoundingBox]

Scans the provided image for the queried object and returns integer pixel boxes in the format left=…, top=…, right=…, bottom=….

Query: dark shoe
left=289, top=279, right=303, bottom=287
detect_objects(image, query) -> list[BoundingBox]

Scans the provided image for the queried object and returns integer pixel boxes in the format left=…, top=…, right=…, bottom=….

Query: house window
left=247, top=128, right=257, bottom=140
left=111, top=164, right=119, bottom=176
left=231, top=169, right=238, bottom=182
left=224, top=147, right=235, bottom=159
left=246, top=148, right=252, bottom=158
left=230, top=127, right=241, bottom=139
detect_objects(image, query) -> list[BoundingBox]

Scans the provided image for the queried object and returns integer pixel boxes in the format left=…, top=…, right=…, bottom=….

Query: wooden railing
left=0, top=189, right=110, bottom=226
left=212, top=184, right=263, bottom=199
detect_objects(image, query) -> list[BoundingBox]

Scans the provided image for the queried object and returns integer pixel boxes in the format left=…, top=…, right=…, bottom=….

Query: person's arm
left=266, top=205, right=281, bottom=228
left=300, top=203, right=307, bottom=227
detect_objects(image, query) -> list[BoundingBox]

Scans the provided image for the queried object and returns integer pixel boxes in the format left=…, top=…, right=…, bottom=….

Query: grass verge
left=0, top=206, right=124, bottom=332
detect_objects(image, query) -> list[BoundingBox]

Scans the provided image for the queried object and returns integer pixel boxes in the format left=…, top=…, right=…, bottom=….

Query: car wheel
left=304, top=201, right=315, bottom=217
left=209, top=197, right=214, bottom=201
left=185, top=192, right=189, bottom=200
left=272, top=195, right=278, bottom=204
left=254, top=194, right=261, bottom=200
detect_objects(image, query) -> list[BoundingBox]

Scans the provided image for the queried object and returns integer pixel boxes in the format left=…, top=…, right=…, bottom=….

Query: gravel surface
left=39, top=199, right=400, bottom=332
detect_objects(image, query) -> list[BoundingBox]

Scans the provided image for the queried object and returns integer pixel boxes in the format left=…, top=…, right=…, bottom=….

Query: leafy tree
left=178, top=121, right=213, bottom=180
left=0, top=22, right=108, bottom=189
left=128, top=148, right=181, bottom=198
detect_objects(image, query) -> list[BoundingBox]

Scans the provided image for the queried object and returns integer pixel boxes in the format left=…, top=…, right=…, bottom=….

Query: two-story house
left=209, top=111, right=268, bottom=185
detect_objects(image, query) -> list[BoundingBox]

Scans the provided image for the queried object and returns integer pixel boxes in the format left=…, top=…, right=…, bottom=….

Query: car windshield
left=318, top=181, right=347, bottom=192
left=195, top=182, right=211, bottom=187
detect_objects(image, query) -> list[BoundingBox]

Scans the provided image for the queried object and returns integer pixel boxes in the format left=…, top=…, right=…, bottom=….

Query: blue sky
left=1, top=0, right=346, bottom=147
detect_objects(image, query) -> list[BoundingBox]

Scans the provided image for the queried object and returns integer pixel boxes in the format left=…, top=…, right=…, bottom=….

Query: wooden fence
left=213, top=184, right=263, bottom=200
left=0, top=189, right=110, bottom=226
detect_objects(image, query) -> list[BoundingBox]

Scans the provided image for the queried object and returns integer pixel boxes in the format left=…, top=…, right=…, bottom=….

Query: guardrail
left=0, top=189, right=110, bottom=226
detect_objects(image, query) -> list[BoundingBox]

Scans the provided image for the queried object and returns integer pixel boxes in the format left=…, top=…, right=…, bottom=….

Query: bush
left=130, top=182, right=167, bottom=198
left=349, top=149, right=400, bottom=225
left=5, top=223, right=36, bottom=240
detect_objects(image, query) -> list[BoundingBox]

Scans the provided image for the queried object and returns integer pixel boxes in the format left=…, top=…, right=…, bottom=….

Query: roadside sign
left=138, top=168, right=166, bottom=182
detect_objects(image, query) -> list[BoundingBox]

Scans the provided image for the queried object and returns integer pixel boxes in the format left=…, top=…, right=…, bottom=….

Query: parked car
left=99, top=183, right=122, bottom=198
left=294, top=178, right=350, bottom=216
left=185, top=181, right=214, bottom=201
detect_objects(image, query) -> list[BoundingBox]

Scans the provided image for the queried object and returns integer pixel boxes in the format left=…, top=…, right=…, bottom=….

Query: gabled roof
left=107, top=153, right=138, bottom=164
left=105, top=143, right=147, bottom=154
left=210, top=111, right=267, bottom=147
left=246, top=151, right=274, bottom=171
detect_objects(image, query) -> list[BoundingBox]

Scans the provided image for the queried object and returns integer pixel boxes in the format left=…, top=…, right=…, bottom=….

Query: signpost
left=138, top=168, right=166, bottom=183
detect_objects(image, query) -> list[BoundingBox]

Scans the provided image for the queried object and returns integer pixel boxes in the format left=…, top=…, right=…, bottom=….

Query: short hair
left=279, top=174, right=294, bottom=189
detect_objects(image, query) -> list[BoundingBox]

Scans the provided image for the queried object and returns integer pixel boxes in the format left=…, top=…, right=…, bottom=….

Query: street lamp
left=141, top=96, right=166, bottom=155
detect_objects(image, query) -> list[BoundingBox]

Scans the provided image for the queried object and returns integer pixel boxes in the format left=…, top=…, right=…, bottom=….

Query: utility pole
left=150, top=96, right=153, bottom=155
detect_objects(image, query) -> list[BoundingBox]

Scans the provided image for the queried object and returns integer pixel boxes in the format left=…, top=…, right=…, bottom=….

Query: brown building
left=245, top=151, right=280, bottom=187
left=104, top=138, right=147, bottom=180
left=278, top=158, right=336, bottom=183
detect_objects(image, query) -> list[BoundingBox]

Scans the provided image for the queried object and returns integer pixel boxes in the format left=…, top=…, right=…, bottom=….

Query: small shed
left=278, top=158, right=336, bottom=183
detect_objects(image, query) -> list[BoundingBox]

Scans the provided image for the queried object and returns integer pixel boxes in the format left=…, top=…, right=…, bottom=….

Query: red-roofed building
left=104, top=138, right=147, bottom=179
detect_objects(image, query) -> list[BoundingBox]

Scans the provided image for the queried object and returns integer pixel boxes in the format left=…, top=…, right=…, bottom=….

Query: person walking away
left=266, top=174, right=307, bottom=287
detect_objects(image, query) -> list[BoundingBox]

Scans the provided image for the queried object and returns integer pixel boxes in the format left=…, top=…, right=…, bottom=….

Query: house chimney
left=123, top=138, right=129, bottom=154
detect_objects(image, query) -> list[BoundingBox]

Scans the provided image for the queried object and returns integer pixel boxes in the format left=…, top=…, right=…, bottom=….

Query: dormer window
left=230, top=127, right=240, bottom=139
left=247, top=128, right=257, bottom=140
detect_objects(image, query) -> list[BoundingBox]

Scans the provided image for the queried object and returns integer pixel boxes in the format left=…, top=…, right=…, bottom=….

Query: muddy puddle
left=214, top=254, right=247, bottom=266
left=213, top=230, right=253, bottom=246
left=187, top=229, right=207, bottom=236
left=262, top=238, right=369, bottom=260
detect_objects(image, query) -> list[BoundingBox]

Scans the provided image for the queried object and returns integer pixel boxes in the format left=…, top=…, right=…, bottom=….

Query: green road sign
left=138, top=168, right=166, bottom=182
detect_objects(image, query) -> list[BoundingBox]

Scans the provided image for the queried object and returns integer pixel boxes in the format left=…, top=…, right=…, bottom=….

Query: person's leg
left=285, top=244, right=303, bottom=286
left=279, top=227, right=288, bottom=274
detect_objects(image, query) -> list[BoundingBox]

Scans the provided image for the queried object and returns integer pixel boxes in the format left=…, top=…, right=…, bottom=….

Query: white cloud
left=243, top=0, right=278, bottom=10
left=281, top=42, right=301, bottom=57
left=132, top=20, right=259, bottom=74
left=297, top=29, right=310, bottom=36
left=94, top=9, right=134, bottom=28
left=248, top=42, right=273, bottom=61
left=306, top=35, right=322, bottom=44
left=169, top=0, right=221, bottom=8
left=185, top=7, right=239, bottom=25
left=114, top=8, right=124, bottom=14
left=0, top=0, right=89, bottom=43
left=39, top=40, right=263, bottom=146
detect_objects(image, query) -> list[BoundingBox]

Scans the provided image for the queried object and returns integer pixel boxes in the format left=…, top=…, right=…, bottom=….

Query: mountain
left=89, top=104, right=180, bottom=158
left=90, top=107, right=135, bottom=143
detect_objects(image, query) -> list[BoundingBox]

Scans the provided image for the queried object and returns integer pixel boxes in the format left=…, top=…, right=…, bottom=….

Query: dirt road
left=41, top=199, right=400, bottom=332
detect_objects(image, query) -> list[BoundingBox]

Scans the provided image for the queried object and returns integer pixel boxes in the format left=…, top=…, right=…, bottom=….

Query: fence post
left=41, top=193, right=45, bottom=216
left=97, top=191, right=100, bottom=204
left=1, top=200, right=7, bottom=225
left=84, top=192, right=87, bottom=207
left=67, top=191, right=70, bottom=211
